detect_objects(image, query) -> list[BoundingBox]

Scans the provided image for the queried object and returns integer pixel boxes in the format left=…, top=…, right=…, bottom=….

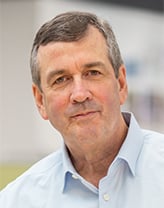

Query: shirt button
left=103, top=193, right=110, bottom=201
left=72, top=174, right=79, bottom=179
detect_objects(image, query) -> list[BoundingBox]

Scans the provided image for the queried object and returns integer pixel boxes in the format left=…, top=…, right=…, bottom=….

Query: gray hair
left=30, top=11, right=123, bottom=90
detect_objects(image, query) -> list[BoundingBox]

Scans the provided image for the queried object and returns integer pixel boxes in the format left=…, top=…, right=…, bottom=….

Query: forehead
left=38, top=26, right=107, bottom=54
left=37, top=26, right=108, bottom=70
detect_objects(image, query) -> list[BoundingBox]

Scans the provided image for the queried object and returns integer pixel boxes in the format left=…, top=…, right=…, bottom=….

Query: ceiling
left=1, top=0, right=164, bottom=13
left=85, top=0, right=164, bottom=13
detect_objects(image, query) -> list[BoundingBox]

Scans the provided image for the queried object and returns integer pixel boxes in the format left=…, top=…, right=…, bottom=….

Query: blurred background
left=0, top=0, right=164, bottom=189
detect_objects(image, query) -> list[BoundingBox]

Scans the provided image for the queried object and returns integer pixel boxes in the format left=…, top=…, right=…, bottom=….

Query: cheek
left=101, top=94, right=118, bottom=109
left=46, top=94, right=67, bottom=118
left=97, top=85, right=120, bottom=110
left=96, top=83, right=115, bottom=100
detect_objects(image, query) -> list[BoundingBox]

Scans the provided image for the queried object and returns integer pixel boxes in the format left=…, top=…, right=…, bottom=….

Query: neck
left=68, top=122, right=128, bottom=187
left=65, top=113, right=128, bottom=187
left=69, top=149, right=118, bottom=187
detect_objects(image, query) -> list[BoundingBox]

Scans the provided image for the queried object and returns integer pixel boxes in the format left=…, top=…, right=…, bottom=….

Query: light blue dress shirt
left=0, top=112, right=164, bottom=207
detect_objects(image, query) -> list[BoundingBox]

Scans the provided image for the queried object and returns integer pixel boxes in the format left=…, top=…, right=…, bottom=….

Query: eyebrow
left=46, top=61, right=106, bottom=83
left=46, top=69, right=66, bottom=83
left=83, top=61, right=106, bottom=69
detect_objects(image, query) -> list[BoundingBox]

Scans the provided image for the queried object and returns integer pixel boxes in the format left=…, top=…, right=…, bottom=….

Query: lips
left=70, top=111, right=98, bottom=119
left=65, top=101, right=102, bottom=120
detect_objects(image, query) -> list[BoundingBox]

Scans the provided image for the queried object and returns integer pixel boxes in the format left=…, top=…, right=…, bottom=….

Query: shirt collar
left=60, top=112, right=144, bottom=192
left=117, top=112, right=144, bottom=176
left=61, top=143, right=78, bottom=192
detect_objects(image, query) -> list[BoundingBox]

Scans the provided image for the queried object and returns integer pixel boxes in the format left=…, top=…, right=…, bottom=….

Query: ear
left=117, top=65, right=128, bottom=105
left=32, top=84, right=48, bottom=120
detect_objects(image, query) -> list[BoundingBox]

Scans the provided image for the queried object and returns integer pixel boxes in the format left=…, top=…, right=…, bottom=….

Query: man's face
left=33, top=26, right=127, bottom=152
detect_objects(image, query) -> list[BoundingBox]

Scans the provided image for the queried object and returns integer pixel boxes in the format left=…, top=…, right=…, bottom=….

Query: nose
left=70, top=79, right=92, bottom=103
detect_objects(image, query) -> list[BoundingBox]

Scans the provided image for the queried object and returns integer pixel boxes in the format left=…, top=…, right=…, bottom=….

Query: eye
left=54, top=75, right=71, bottom=85
left=85, top=70, right=101, bottom=77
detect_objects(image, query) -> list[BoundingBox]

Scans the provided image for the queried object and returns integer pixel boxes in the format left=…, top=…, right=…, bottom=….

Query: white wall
left=0, top=1, right=2, bottom=162
left=0, top=1, right=37, bottom=163
left=0, top=1, right=62, bottom=163
left=0, top=0, right=164, bottom=163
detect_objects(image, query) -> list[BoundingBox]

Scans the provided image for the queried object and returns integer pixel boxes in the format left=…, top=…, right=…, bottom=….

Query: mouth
left=70, top=111, right=99, bottom=120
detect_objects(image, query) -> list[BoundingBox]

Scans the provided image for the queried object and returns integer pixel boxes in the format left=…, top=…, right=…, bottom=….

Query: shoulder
left=141, top=129, right=164, bottom=156
left=142, top=129, right=164, bottom=147
left=27, top=148, right=63, bottom=175
left=137, top=129, right=164, bottom=174
left=0, top=149, right=63, bottom=205
left=16, top=148, right=63, bottom=180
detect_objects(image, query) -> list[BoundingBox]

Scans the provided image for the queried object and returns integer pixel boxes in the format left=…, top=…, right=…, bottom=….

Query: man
left=0, top=11, right=164, bottom=207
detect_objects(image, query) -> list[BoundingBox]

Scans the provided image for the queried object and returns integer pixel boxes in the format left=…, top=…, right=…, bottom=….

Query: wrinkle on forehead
left=37, top=26, right=110, bottom=80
